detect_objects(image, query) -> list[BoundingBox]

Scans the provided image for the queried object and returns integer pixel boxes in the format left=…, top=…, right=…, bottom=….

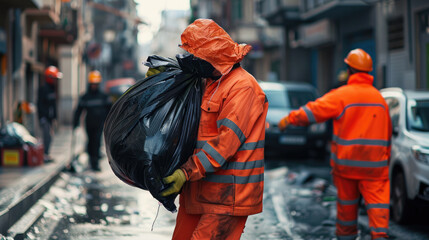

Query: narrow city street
left=2, top=0, right=429, bottom=240
left=16, top=153, right=429, bottom=239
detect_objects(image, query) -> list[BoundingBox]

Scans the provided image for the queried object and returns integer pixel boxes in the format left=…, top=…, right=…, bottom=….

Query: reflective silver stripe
left=332, top=153, right=388, bottom=168
left=199, top=140, right=264, bottom=151
left=336, top=103, right=386, bottom=120
left=337, top=235, right=358, bottom=240
left=203, top=173, right=264, bottom=184
left=303, top=106, right=316, bottom=123
left=333, top=135, right=390, bottom=147
left=196, top=151, right=215, bottom=173
left=366, top=203, right=389, bottom=209
left=47, top=92, right=56, bottom=99
left=217, top=118, right=246, bottom=144
left=337, top=219, right=357, bottom=226
left=203, top=144, right=226, bottom=166
left=370, top=227, right=389, bottom=233
left=337, top=198, right=359, bottom=205
left=84, top=99, right=105, bottom=107
left=222, top=159, right=264, bottom=170
left=196, top=141, right=206, bottom=149
left=238, top=140, right=265, bottom=151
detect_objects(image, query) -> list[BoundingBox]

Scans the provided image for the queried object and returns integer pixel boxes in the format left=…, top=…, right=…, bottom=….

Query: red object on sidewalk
left=1, top=144, right=44, bottom=167
left=25, top=143, right=44, bottom=166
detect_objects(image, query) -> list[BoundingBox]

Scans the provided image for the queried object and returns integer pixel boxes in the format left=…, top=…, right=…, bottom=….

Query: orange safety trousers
left=334, top=175, right=390, bottom=240
left=172, top=205, right=248, bottom=240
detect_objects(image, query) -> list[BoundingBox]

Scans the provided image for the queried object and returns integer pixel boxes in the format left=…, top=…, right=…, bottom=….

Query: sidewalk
left=0, top=126, right=84, bottom=235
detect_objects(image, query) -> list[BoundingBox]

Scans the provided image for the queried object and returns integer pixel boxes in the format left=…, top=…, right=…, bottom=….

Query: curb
left=6, top=201, right=47, bottom=240
left=0, top=162, right=67, bottom=235
left=0, top=127, right=77, bottom=236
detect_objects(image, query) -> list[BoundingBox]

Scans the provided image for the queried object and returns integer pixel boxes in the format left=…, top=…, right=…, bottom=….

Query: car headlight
left=309, top=123, right=326, bottom=134
left=411, top=145, right=429, bottom=165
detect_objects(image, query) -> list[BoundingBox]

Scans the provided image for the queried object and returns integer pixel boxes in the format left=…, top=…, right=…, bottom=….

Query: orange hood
left=180, top=19, right=252, bottom=76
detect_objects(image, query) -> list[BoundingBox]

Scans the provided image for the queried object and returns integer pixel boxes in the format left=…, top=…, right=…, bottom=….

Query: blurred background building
left=151, top=10, right=190, bottom=58
left=0, top=0, right=145, bottom=137
left=191, top=0, right=429, bottom=94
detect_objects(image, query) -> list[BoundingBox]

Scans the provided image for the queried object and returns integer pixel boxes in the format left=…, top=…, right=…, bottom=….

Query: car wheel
left=391, top=171, right=414, bottom=223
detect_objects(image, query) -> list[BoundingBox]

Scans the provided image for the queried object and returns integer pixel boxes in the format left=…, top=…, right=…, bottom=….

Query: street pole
left=0, top=9, right=14, bottom=131
left=0, top=63, right=3, bottom=130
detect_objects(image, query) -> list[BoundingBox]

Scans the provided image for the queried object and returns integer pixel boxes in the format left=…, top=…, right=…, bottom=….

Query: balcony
left=229, top=23, right=284, bottom=59
left=260, top=0, right=371, bottom=26
left=24, top=8, right=60, bottom=25
left=39, top=6, right=78, bottom=44
left=0, top=0, right=42, bottom=9
left=259, top=0, right=301, bottom=26
left=301, top=0, right=369, bottom=21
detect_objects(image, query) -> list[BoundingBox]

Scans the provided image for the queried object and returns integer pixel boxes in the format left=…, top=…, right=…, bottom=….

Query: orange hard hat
left=88, top=70, right=102, bottom=84
left=344, top=48, right=373, bottom=72
left=45, top=66, right=62, bottom=84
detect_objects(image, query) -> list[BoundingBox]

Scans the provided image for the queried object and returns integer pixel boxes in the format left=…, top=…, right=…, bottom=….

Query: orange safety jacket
left=178, top=19, right=269, bottom=216
left=288, top=73, right=392, bottom=180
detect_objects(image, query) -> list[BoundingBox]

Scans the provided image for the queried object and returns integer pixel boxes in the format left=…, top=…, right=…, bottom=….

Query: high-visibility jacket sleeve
left=182, top=86, right=265, bottom=182
left=288, top=89, right=343, bottom=126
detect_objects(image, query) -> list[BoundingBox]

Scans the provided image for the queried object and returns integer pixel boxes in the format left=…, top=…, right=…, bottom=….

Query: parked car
left=259, top=81, right=328, bottom=158
left=381, top=87, right=429, bottom=223
left=104, top=78, right=136, bottom=102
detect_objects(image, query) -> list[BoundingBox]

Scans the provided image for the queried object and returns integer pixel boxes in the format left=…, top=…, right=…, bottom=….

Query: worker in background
left=278, top=49, right=391, bottom=240
left=37, top=66, right=62, bottom=163
left=158, top=19, right=269, bottom=240
left=73, top=70, right=112, bottom=171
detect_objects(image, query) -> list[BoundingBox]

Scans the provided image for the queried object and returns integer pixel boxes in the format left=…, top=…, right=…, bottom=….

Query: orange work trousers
left=334, top=175, right=390, bottom=240
left=172, top=205, right=248, bottom=240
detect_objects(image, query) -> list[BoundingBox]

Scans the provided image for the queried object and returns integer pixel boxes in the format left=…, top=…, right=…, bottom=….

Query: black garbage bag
left=104, top=54, right=203, bottom=212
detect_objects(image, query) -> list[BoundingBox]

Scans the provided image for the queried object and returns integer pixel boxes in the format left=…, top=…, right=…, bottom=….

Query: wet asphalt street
left=20, top=153, right=429, bottom=240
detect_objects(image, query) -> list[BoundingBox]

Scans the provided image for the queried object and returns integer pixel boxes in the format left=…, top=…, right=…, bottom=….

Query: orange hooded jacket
left=288, top=73, right=392, bottom=180
left=179, top=19, right=268, bottom=216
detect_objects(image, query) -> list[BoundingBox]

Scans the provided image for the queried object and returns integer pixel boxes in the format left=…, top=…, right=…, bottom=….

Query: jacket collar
left=347, top=72, right=374, bottom=85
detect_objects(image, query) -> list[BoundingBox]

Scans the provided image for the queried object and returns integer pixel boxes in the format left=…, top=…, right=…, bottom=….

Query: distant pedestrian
left=73, top=70, right=112, bottom=171
left=278, top=49, right=392, bottom=240
left=37, top=66, right=62, bottom=163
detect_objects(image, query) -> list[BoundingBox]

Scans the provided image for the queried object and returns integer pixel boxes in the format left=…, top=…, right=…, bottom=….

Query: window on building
left=388, top=17, right=404, bottom=50
left=232, top=0, right=242, bottom=21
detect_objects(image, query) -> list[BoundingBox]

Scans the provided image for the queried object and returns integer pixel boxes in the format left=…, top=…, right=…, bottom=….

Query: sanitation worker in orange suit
left=279, top=49, right=392, bottom=240
left=159, top=19, right=269, bottom=240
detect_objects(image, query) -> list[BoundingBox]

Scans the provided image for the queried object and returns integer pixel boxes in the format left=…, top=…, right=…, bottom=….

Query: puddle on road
left=28, top=171, right=174, bottom=240
left=251, top=168, right=339, bottom=240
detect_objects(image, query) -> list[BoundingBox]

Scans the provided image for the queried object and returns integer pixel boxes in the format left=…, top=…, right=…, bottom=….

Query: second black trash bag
left=104, top=54, right=203, bottom=212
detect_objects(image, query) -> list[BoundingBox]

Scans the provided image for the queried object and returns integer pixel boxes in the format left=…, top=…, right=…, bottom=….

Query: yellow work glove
left=146, top=66, right=167, bottom=77
left=160, top=169, right=187, bottom=197
left=278, top=115, right=290, bottom=131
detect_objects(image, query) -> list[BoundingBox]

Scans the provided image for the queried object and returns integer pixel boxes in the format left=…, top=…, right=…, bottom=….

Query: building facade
left=261, top=0, right=429, bottom=93
left=0, top=0, right=143, bottom=140
left=191, top=0, right=429, bottom=94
